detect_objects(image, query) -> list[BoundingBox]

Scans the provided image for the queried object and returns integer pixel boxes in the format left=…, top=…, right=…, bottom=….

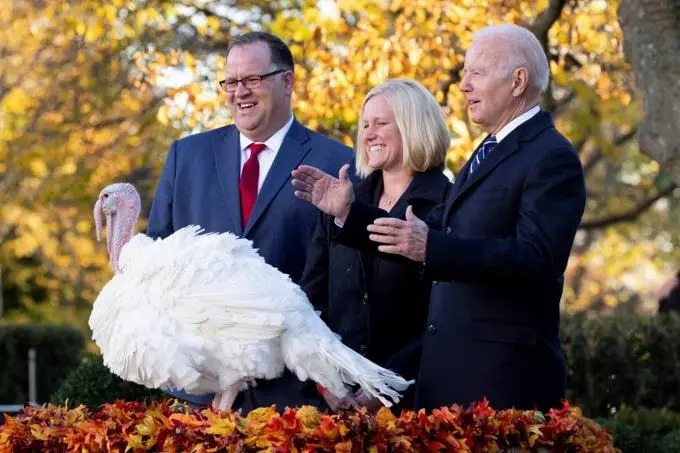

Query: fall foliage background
left=1, top=0, right=678, bottom=339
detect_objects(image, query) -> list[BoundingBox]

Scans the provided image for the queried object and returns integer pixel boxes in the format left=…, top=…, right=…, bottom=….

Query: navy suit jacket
left=417, top=111, right=586, bottom=411
left=147, top=119, right=353, bottom=408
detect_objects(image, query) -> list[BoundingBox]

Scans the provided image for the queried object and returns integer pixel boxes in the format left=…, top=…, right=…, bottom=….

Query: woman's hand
left=292, top=164, right=354, bottom=223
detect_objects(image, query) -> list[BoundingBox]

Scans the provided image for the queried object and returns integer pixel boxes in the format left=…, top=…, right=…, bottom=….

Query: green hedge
left=598, top=406, right=680, bottom=452
left=50, top=355, right=165, bottom=409
left=561, top=313, right=680, bottom=418
left=0, top=323, right=84, bottom=404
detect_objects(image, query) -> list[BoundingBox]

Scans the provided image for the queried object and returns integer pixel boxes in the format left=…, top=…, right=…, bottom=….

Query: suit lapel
left=244, top=120, right=311, bottom=235
left=444, top=111, right=554, bottom=219
left=444, top=136, right=519, bottom=218
left=213, top=126, right=243, bottom=235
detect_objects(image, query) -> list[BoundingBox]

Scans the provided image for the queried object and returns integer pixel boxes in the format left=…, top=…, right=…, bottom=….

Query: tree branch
left=581, top=128, right=637, bottom=174
left=530, top=0, right=568, bottom=39
left=583, top=150, right=603, bottom=174
left=579, top=182, right=677, bottom=230
left=439, top=62, right=464, bottom=107
left=530, top=0, right=568, bottom=113
left=553, top=90, right=577, bottom=116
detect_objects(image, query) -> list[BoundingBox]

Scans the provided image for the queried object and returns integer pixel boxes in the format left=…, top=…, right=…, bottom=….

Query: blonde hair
left=355, top=79, right=450, bottom=178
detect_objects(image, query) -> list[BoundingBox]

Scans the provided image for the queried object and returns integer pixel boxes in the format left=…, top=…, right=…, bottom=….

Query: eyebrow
left=225, top=73, right=263, bottom=79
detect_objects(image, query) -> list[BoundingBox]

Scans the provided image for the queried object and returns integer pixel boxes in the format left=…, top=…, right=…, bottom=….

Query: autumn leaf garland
left=0, top=399, right=618, bottom=452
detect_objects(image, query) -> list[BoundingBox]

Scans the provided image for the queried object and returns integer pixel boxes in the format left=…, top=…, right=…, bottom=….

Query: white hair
left=473, top=24, right=550, bottom=93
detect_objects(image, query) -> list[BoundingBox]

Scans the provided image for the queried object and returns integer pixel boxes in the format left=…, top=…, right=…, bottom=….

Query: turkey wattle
left=89, top=182, right=413, bottom=411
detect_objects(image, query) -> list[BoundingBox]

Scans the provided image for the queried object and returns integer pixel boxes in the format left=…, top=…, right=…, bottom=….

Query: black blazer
left=300, top=169, right=451, bottom=410
left=418, top=111, right=586, bottom=411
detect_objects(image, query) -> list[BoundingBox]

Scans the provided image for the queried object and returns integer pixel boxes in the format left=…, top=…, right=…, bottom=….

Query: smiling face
left=360, top=94, right=404, bottom=173
left=460, top=37, right=526, bottom=134
left=225, top=41, right=293, bottom=142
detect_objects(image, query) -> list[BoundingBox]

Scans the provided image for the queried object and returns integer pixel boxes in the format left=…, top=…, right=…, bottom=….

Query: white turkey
left=88, top=182, right=413, bottom=411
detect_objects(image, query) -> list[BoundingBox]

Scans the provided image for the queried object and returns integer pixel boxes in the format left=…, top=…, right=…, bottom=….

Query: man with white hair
left=364, top=23, right=587, bottom=411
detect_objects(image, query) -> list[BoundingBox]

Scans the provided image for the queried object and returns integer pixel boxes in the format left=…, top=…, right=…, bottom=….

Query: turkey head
left=94, top=183, right=141, bottom=272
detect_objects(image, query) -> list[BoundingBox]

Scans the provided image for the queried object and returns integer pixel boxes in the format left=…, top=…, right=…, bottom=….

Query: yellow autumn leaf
left=135, top=415, right=158, bottom=436
left=2, top=88, right=35, bottom=114
left=127, top=433, right=144, bottom=449
left=205, top=416, right=236, bottom=436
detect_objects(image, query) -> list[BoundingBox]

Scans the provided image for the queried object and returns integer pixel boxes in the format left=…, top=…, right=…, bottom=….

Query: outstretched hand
left=292, top=164, right=354, bottom=222
left=354, top=389, right=383, bottom=413
left=322, top=389, right=361, bottom=412
left=367, top=206, right=429, bottom=262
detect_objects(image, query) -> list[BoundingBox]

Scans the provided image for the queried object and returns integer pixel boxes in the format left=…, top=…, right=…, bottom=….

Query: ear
left=511, top=67, right=529, bottom=97
left=283, top=70, right=294, bottom=96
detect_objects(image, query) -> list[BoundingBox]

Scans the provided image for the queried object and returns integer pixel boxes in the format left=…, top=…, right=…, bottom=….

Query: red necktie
left=239, top=143, right=266, bottom=227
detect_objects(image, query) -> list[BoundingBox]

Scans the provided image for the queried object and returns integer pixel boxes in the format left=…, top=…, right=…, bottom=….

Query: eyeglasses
left=219, top=69, right=288, bottom=92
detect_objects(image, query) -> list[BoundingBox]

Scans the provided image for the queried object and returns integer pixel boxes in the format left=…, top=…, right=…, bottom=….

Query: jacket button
left=427, top=322, right=437, bottom=335
left=359, top=344, right=368, bottom=355
left=446, top=226, right=452, bottom=233
left=362, top=293, right=368, bottom=304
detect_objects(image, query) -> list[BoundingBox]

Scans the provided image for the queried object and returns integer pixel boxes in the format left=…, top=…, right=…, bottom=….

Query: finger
left=405, top=205, right=420, bottom=221
left=354, top=391, right=369, bottom=406
left=338, top=163, right=351, bottom=182
left=367, top=223, right=398, bottom=235
left=290, top=179, right=314, bottom=192
left=372, top=217, right=408, bottom=227
left=377, top=244, right=402, bottom=255
left=294, top=165, right=328, bottom=180
left=290, top=170, right=320, bottom=185
left=293, top=191, right=312, bottom=202
left=368, top=233, right=398, bottom=245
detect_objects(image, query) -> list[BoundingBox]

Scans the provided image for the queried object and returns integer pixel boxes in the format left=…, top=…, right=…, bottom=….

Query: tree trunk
left=618, top=0, right=680, bottom=185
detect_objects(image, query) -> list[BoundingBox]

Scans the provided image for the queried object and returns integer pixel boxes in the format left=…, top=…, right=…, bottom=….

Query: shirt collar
left=495, top=104, right=540, bottom=143
left=239, top=114, right=294, bottom=153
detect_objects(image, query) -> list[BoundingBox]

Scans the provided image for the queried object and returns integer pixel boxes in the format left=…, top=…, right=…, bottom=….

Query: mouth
left=467, top=100, right=480, bottom=108
left=238, top=102, right=257, bottom=111
left=368, top=145, right=385, bottom=152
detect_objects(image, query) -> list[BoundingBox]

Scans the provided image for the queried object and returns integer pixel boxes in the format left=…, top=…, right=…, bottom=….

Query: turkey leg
left=212, top=380, right=248, bottom=411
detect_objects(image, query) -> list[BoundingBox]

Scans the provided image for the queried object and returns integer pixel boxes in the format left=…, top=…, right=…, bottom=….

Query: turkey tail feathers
left=316, top=340, right=414, bottom=407
left=281, top=316, right=414, bottom=408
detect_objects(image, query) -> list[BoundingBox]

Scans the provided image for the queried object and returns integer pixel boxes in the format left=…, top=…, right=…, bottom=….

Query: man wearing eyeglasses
left=147, top=31, right=353, bottom=412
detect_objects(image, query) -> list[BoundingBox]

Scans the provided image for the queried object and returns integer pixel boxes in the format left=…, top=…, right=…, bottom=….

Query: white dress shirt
left=239, top=114, right=295, bottom=190
left=494, top=104, right=540, bottom=143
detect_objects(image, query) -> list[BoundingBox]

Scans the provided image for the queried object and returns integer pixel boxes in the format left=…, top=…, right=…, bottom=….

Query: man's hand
left=367, top=206, right=429, bottom=262
left=292, top=164, right=354, bottom=222
left=321, top=388, right=360, bottom=412
left=354, top=389, right=383, bottom=413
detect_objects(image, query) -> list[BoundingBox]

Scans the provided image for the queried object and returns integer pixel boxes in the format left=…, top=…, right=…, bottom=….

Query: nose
left=364, top=125, right=377, bottom=141
left=234, top=80, right=252, bottom=97
left=460, top=73, right=472, bottom=93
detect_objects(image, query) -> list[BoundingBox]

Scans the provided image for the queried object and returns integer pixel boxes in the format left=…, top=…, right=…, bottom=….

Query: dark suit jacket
left=417, top=111, right=586, bottom=411
left=300, top=169, right=451, bottom=411
left=146, top=119, right=353, bottom=410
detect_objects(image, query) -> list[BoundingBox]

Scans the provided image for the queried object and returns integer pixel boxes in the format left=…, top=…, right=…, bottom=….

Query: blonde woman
left=294, top=79, right=452, bottom=412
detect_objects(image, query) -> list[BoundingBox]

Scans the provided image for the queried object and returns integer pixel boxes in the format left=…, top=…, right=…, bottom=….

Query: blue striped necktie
left=469, top=135, right=497, bottom=175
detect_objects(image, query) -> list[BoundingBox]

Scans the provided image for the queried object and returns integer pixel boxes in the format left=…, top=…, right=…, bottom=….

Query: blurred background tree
left=0, top=0, right=678, bottom=339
